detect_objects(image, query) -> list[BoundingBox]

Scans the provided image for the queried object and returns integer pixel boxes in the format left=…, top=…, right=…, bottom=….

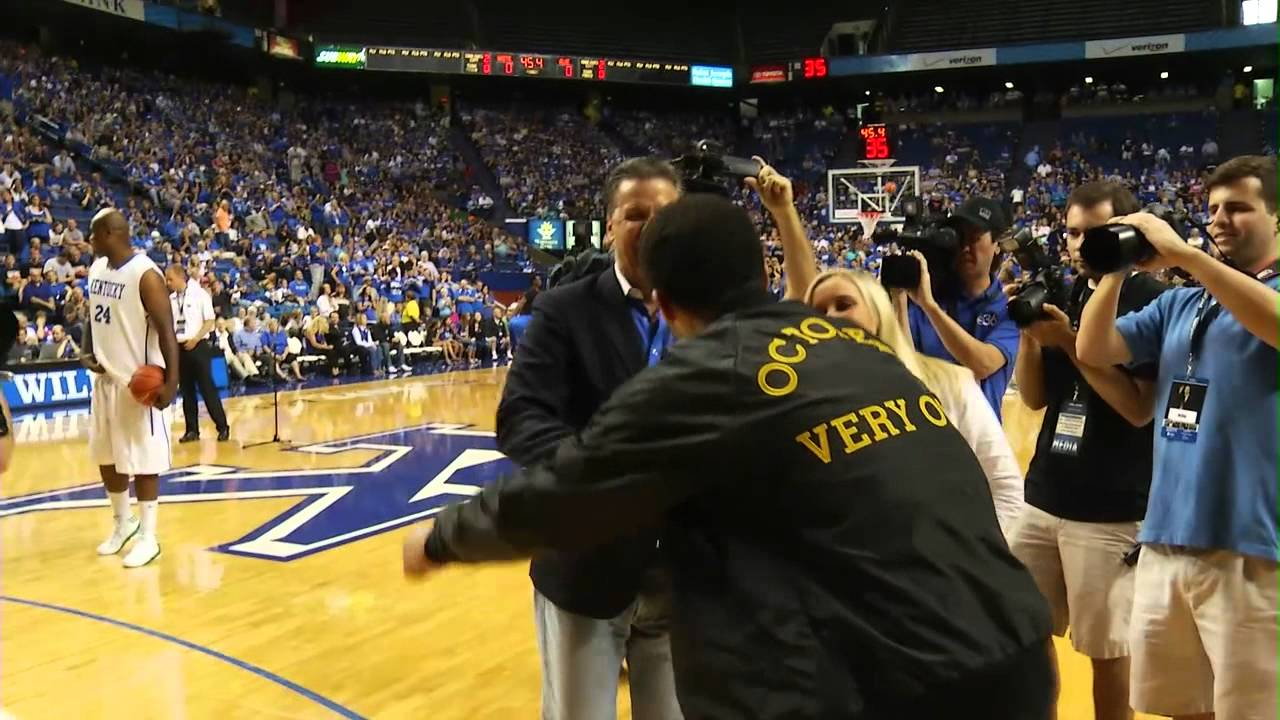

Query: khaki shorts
left=1007, top=504, right=1139, bottom=659
left=1130, top=544, right=1278, bottom=718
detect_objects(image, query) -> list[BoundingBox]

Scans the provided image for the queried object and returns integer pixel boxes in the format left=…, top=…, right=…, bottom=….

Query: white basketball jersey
left=88, top=254, right=165, bottom=386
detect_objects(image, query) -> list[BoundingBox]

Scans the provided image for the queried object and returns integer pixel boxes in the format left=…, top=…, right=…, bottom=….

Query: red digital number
left=482, top=52, right=492, bottom=75
left=865, top=136, right=890, bottom=159
left=802, top=57, right=827, bottom=79
left=596, top=59, right=606, bottom=80
left=497, top=54, right=514, bottom=75
left=558, top=57, right=574, bottom=78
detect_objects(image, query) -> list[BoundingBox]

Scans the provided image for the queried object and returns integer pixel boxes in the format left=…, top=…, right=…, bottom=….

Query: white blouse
left=937, top=377, right=1026, bottom=540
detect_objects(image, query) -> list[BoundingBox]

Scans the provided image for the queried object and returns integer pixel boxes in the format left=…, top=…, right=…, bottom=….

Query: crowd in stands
left=0, top=39, right=1271, bottom=385
left=463, top=104, right=623, bottom=219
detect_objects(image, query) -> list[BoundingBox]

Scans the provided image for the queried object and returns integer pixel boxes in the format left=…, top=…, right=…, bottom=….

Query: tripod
left=243, top=358, right=290, bottom=449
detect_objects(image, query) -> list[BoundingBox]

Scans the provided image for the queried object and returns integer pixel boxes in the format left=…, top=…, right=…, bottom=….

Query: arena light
left=933, top=85, right=944, bottom=93
left=1084, top=76, right=1094, bottom=84
left=1244, top=65, right=1254, bottom=73
left=864, top=90, right=871, bottom=96
left=1004, top=81, right=1014, bottom=89
left=1160, top=71, right=1169, bottom=79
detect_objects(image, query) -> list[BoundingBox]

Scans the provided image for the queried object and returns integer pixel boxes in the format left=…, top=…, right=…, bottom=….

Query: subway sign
left=315, top=46, right=367, bottom=69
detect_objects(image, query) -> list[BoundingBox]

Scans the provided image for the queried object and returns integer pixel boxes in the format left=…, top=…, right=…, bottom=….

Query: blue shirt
left=288, top=280, right=310, bottom=298
left=1116, top=278, right=1279, bottom=561
left=263, top=330, right=288, bottom=355
left=908, top=278, right=1019, bottom=419
left=233, top=329, right=264, bottom=352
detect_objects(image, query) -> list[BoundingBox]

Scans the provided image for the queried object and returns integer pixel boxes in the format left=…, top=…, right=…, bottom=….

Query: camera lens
left=1009, top=283, right=1049, bottom=327
left=1080, top=223, right=1153, bottom=274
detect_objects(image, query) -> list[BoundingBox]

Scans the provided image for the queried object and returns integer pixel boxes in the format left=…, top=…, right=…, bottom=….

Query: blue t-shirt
left=288, top=279, right=310, bottom=298
left=1116, top=278, right=1279, bottom=561
left=908, top=278, right=1019, bottom=419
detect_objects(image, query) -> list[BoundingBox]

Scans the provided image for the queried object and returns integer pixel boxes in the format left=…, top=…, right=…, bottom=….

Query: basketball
left=128, top=365, right=166, bottom=406
left=883, top=180, right=898, bottom=194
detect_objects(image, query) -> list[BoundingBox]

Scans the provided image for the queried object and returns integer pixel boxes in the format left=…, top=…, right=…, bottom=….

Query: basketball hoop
left=855, top=210, right=881, bottom=239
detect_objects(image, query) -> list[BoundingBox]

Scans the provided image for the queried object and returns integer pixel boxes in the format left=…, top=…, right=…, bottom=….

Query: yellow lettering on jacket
left=858, top=404, right=900, bottom=441
left=795, top=423, right=833, bottom=464
left=883, top=398, right=917, bottom=432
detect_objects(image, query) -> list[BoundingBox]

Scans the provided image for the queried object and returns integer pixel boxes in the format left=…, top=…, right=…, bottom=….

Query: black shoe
left=217, top=427, right=231, bottom=442
left=179, top=432, right=200, bottom=443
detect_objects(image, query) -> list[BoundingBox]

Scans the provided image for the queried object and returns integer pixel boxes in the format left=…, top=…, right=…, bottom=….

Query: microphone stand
left=243, top=351, right=289, bottom=449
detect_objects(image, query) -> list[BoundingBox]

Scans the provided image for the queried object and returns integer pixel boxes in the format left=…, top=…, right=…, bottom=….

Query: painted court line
left=0, top=596, right=365, bottom=719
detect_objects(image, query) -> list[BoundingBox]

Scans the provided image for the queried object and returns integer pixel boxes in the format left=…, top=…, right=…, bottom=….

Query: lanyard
left=1184, top=290, right=1219, bottom=376
left=1184, top=260, right=1279, bottom=375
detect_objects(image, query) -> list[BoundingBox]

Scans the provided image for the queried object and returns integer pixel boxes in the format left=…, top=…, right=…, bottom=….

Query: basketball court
left=2, top=368, right=1156, bottom=719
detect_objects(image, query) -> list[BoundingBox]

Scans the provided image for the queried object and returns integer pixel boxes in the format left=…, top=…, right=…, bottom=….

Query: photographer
left=906, top=198, right=1020, bottom=418
left=1077, top=156, right=1278, bottom=719
left=495, top=155, right=814, bottom=719
left=1009, top=182, right=1165, bottom=720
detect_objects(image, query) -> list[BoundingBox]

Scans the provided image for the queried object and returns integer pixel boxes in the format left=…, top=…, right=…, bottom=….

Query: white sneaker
left=96, top=517, right=140, bottom=556
left=400, top=364, right=412, bottom=371
left=122, top=535, right=161, bottom=568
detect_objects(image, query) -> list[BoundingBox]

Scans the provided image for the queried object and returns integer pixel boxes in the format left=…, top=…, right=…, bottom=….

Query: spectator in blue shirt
left=906, top=197, right=1019, bottom=418
left=1077, top=155, right=1279, bottom=720
left=287, top=270, right=310, bottom=301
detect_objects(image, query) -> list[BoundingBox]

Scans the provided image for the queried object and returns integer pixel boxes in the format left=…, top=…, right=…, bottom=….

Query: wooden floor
left=2, top=369, right=1154, bottom=719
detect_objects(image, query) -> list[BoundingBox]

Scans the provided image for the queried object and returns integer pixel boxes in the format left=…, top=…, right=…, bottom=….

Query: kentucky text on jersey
left=88, top=277, right=128, bottom=300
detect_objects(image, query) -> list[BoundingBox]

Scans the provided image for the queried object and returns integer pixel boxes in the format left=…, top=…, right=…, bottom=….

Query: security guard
left=403, top=195, right=1052, bottom=719
left=165, top=265, right=230, bottom=442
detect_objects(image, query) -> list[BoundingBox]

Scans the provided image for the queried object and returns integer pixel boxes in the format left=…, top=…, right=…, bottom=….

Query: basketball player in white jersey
left=82, top=209, right=179, bottom=568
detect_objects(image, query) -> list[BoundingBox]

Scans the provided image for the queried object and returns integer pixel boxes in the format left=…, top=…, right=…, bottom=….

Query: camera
left=1080, top=205, right=1191, bottom=274
left=870, top=195, right=961, bottom=295
left=1000, top=227, right=1069, bottom=327
left=671, top=140, right=762, bottom=196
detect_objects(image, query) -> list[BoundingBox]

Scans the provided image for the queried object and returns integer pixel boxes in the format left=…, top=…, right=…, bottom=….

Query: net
left=856, top=210, right=881, bottom=240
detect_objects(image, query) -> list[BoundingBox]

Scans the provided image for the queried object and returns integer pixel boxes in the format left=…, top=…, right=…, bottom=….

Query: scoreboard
left=858, top=123, right=894, bottom=160
left=747, top=57, right=829, bottom=84
left=316, top=45, right=733, bottom=88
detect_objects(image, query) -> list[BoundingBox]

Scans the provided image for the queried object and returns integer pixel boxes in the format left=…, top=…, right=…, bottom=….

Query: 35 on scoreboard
left=858, top=123, right=894, bottom=160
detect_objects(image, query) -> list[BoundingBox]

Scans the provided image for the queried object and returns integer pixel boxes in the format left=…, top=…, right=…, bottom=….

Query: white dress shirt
left=171, top=282, right=216, bottom=344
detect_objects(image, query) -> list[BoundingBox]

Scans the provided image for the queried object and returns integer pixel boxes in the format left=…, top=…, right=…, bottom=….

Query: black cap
left=949, top=197, right=1008, bottom=237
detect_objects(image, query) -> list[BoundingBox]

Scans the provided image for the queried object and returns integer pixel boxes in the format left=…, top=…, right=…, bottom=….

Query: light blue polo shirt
left=1116, top=278, right=1279, bottom=561
left=908, top=277, right=1019, bottom=419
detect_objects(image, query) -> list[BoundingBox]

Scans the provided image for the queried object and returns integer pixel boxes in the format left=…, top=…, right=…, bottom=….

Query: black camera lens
left=1080, top=223, right=1154, bottom=274
left=1008, top=282, right=1050, bottom=327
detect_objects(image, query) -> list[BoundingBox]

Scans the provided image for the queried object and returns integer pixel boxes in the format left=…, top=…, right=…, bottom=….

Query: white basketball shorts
left=88, top=374, right=173, bottom=476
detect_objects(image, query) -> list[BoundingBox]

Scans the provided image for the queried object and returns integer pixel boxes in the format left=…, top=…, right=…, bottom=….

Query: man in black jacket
left=489, top=155, right=818, bottom=719
left=404, top=194, right=1054, bottom=719
left=493, top=156, right=685, bottom=720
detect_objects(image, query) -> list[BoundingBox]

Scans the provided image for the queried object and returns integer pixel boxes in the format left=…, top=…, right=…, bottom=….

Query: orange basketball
left=883, top=180, right=898, bottom=194
left=129, top=364, right=166, bottom=405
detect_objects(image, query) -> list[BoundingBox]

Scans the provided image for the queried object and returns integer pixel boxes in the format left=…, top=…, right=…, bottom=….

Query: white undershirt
left=936, top=376, right=1026, bottom=540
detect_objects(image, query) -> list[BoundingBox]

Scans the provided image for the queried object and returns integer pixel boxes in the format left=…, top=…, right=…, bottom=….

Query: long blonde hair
left=804, top=269, right=973, bottom=399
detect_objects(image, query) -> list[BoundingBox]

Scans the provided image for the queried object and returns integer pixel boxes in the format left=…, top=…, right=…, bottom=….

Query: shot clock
left=858, top=123, right=894, bottom=161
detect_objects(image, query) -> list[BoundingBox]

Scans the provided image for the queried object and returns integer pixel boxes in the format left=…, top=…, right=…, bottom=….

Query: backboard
left=827, top=163, right=920, bottom=226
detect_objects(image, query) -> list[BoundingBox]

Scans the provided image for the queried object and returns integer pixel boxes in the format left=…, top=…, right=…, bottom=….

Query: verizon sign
left=1085, top=34, right=1186, bottom=58
left=907, top=48, right=997, bottom=71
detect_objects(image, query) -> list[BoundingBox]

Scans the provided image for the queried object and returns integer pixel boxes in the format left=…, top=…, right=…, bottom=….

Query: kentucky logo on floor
left=0, top=423, right=511, bottom=561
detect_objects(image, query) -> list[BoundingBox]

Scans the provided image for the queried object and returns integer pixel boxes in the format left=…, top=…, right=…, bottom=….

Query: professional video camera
left=671, top=140, right=762, bottom=196
left=1001, top=227, right=1069, bottom=327
left=870, top=195, right=961, bottom=296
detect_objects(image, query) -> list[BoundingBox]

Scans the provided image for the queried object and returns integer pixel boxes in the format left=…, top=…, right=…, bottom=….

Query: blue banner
left=828, top=24, right=1277, bottom=77
left=5, top=359, right=228, bottom=411
left=527, top=219, right=565, bottom=251
left=691, top=65, right=734, bottom=88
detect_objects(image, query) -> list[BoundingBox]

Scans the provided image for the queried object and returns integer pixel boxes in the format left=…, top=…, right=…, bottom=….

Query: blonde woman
left=806, top=269, right=1024, bottom=537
